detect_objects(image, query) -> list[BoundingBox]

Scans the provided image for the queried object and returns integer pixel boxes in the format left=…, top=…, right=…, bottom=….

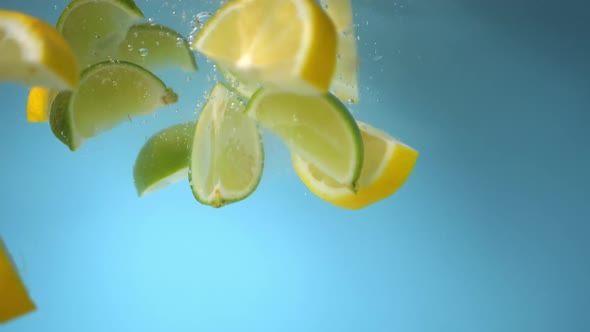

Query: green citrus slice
left=189, top=82, right=264, bottom=208
left=56, top=0, right=144, bottom=70
left=133, top=122, right=195, bottom=196
left=245, top=89, right=363, bottom=189
left=118, top=23, right=198, bottom=72
left=50, top=60, right=178, bottom=151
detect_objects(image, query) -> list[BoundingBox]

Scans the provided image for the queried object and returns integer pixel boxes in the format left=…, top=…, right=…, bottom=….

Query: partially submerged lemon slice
left=0, top=10, right=78, bottom=90
left=293, top=121, right=419, bottom=209
left=0, top=237, right=36, bottom=324
left=192, top=0, right=338, bottom=95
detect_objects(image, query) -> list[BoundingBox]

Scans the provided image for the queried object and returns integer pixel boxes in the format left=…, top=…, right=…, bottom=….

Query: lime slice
left=321, top=0, right=359, bottom=103
left=0, top=237, right=36, bottom=323
left=49, top=60, right=178, bottom=151
left=118, top=23, right=198, bottom=72
left=0, top=10, right=78, bottom=89
left=293, top=121, right=419, bottom=209
left=189, top=82, right=264, bottom=208
left=246, top=89, right=363, bottom=189
left=26, top=86, right=58, bottom=122
left=56, top=0, right=144, bottom=70
left=133, top=122, right=195, bottom=196
left=192, top=0, right=338, bottom=95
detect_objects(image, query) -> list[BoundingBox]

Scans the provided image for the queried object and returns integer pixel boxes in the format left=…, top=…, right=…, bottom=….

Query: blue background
left=1, top=0, right=589, bottom=331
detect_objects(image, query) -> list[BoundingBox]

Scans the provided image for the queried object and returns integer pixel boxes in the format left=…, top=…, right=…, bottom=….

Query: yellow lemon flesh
left=192, top=0, right=338, bottom=95
left=0, top=238, right=36, bottom=323
left=0, top=10, right=78, bottom=90
left=292, top=121, right=419, bottom=209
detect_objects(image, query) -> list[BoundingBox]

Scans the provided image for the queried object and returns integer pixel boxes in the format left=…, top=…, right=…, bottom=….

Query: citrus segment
left=293, top=121, right=418, bottom=209
left=0, top=237, right=36, bottom=323
left=26, top=86, right=58, bottom=122
left=0, top=10, right=78, bottom=89
left=118, top=23, right=198, bottom=72
left=133, top=122, right=195, bottom=196
left=50, top=61, right=178, bottom=151
left=56, top=0, right=144, bottom=70
left=189, top=82, right=264, bottom=208
left=246, top=89, right=362, bottom=189
left=192, top=0, right=338, bottom=95
left=321, top=0, right=359, bottom=103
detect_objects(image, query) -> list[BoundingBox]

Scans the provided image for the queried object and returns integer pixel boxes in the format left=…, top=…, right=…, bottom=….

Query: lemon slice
left=321, top=0, right=359, bottom=103
left=118, top=23, right=198, bottom=72
left=56, top=0, right=144, bottom=70
left=293, top=121, right=419, bottom=209
left=189, top=82, right=264, bottom=208
left=192, top=0, right=338, bottom=95
left=49, top=60, right=178, bottom=151
left=246, top=89, right=363, bottom=189
left=26, top=86, right=58, bottom=122
left=133, top=122, right=195, bottom=196
left=0, top=10, right=78, bottom=89
left=0, top=237, right=36, bottom=323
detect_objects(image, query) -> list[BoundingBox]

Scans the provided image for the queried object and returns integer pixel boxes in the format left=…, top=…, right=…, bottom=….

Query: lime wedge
left=50, top=60, right=178, bottom=151
left=118, top=23, right=198, bottom=72
left=56, top=0, right=144, bottom=70
left=246, top=89, right=363, bottom=189
left=189, top=82, right=264, bottom=208
left=133, top=122, right=195, bottom=196
left=0, top=10, right=79, bottom=90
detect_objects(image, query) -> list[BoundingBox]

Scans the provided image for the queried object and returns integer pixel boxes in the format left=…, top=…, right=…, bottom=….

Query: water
left=1, top=0, right=589, bottom=331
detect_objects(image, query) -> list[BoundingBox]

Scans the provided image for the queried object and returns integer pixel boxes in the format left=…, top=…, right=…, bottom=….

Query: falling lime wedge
left=56, top=0, right=145, bottom=70
left=133, top=122, right=195, bottom=196
left=118, top=23, right=198, bottom=72
left=189, top=82, right=264, bottom=208
left=246, top=89, right=363, bottom=189
left=50, top=60, right=178, bottom=151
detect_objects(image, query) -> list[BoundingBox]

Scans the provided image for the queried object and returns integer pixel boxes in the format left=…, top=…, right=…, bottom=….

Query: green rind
left=246, top=89, right=363, bottom=189
left=189, top=82, right=264, bottom=208
left=118, top=23, right=198, bottom=72
left=49, top=90, right=82, bottom=151
left=50, top=60, right=177, bottom=151
left=56, top=0, right=144, bottom=28
left=133, top=122, right=195, bottom=196
left=56, top=0, right=145, bottom=70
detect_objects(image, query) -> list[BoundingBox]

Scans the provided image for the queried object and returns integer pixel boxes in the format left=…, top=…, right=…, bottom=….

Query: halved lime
left=133, top=122, right=195, bottom=196
left=189, top=82, right=264, bottom=208
left=50, top=60, right=178, bottom=151
left=118, top=23, right=198, bottom=72
left=56, top=0, right=144, bottom=70
left=246, top=89, right=363, bottom=189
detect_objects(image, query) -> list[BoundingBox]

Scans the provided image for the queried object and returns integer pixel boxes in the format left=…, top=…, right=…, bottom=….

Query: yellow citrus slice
left=0, top=237, right=36, bottom=323
left=26, top=86, right=58, bottom=122
left=0, top=10, right=78, bottom=90
left=321, top=0, right=359, bottom=103
left=192, top=0, right=338, bottom=95
left=292, top=121, right=419, bottom=209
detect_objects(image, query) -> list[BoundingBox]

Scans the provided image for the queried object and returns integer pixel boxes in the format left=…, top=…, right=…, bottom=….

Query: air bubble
left=138, top=48, right=149, bottom=57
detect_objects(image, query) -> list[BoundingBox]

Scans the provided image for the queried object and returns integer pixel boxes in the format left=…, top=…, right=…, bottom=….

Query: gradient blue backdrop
left=1, top=0, right=589, bottom=331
